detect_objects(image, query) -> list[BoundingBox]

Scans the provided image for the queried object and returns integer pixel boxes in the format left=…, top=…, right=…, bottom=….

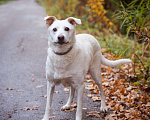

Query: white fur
left=42, top=16, right=132, bottom=120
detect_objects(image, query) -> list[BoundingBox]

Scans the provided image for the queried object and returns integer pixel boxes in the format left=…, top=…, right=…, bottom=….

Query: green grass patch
left=0, top=0, right=16, bottom=5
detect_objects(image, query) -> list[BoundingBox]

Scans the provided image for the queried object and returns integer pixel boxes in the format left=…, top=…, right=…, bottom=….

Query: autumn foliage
left=86, top=0, right=114, bottom=30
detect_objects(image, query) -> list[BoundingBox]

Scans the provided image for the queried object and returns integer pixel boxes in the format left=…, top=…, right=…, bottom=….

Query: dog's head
left=44, top=16, right=81, bottom=46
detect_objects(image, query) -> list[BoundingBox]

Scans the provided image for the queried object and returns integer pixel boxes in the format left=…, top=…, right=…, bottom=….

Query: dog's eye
left=65, top=27, right=69, bottom=31
left=53, top=28, right=57, bottom=32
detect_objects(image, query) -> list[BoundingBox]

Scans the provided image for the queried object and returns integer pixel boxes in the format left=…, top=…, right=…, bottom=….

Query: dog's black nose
left=58, top=35, right=64, bottom=42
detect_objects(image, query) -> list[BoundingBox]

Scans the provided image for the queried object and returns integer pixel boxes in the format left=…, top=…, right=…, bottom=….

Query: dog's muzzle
left=55, top=35, right=67, bottom=45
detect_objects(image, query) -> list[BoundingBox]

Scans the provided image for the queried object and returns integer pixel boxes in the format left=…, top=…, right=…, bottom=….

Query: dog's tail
left=101, top=55, right=131, bottom=67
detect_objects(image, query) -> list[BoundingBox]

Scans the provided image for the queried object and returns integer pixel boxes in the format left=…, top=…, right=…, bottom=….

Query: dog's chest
left=51, top=55, right=73, bottom=79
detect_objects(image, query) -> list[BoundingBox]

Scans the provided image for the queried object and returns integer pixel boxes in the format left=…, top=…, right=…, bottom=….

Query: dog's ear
left=44, top=16, right=57, bottom=27
left=67, top=17, right=82, bottom=26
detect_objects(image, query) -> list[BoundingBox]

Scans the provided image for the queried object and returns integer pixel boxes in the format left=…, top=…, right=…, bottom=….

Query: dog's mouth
left=54, top=41, right=69, bottom=45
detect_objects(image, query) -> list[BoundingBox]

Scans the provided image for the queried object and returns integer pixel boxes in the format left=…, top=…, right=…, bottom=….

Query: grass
left=77, top=23, right=136, bottom=59
left=0, top=0, right=16, bottom=5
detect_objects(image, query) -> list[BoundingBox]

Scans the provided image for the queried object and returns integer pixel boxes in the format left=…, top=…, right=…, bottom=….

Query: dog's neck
left=53, top=46, right=73, bottom=55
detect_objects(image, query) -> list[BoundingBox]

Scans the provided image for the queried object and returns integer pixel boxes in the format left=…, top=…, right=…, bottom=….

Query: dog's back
left=76, top=34, right=101, bottom=53
left=76, top=33, right=131, bottom=67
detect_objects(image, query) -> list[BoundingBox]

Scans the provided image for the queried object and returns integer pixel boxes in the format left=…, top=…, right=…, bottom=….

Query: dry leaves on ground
left=84, top=53, right=150, bottom=119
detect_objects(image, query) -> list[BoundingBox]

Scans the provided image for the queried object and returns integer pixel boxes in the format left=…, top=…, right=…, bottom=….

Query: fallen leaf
left=21, top=106, right=39, bottom=111
left=64, top=108, right=75, bottom=112
left=105, top=114, right=115, bottom=120
left=91, top=89, right=99, bottom=94
left=113, top=104, right=119, bottom=111
left=64, top=88, right=70, bottom=92
left=50, top=116, right=55, bottom=119
left=85, top=84, right=95, bottom=90
left=17, top=89, right=24, bottom=92
left=6, top=88, right=15, bottom=90
left=31, top=78, right=36, bottom=82
left=63, top=102, right=77, bottom=112
left=92, top=96, right=101, bottom=101
left=146, top=102, right=150, bottom=107
left=87, top=94, right=93, bottom=98
left=82, top=108, right=87, bottom=110
left=86, top=111, right=100, bottom=118
left=125, top=113, right=130, bottom=118
left=111, top=96, right=117, bottom=100
left=118, top=113, right=125, bottom=118
left=102, top=82, right=110, bottom=87
left=35, top=85, right=44, bottom=88
left=86, top=79, right=94, bottom=82
left=41, top=95, right=47, bottom=98
left=71, top=102, right=77, bottom=108
left=54, top=91, right=59, bottom=93
left=126, top=86, right=132, bottom=91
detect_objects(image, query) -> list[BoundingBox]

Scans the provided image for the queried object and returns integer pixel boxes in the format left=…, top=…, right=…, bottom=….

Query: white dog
left=42, top=16, right=131, bottom=120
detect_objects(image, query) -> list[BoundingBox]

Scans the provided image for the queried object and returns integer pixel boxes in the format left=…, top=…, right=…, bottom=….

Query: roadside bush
left=86, top=0, right=116, bottom=31
left=115, top=0, right=150, bottom=89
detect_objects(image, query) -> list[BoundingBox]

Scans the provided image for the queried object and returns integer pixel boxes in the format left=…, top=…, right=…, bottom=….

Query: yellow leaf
left=35, top=85, right=44, bottom=88
left=64, top=88, right=70, bottom=92
left=92, top=96, right=101, bottom=101
left=113, top=104, right=119, bottom=111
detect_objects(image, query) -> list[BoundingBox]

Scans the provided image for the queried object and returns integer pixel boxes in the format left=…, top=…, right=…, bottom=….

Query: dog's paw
left=76, top=116, right=82, bottom=120
left=61, top=105, right=71, bottom=111
left=100, top=106, right=108, bottom=112
left=42, top=116, right=50, bottom=120
left=42, top=118, right=49, bottom=120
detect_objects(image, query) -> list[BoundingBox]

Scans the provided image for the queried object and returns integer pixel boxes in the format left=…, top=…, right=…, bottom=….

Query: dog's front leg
left=76, top=83, right=85, bottom=120
left=61, top=86, right=75, bottom=110
left=42, top=81, right=55, bottom=120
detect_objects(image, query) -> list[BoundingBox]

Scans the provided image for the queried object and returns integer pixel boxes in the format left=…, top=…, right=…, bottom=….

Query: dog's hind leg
left=89, top=53, right=107, bottom=112
left=42, top=81, right=55, bottom=120
left=90, top=66, right=107, bottom=112
left=61, top=86, right=75, bottom=111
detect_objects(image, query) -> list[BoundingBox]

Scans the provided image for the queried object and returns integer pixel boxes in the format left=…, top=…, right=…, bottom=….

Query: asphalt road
left=0, top=0, right=107, bottom=120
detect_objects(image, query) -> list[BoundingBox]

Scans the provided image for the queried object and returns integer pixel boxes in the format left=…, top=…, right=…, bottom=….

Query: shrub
left=115, top=0, right=150, bottom=87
